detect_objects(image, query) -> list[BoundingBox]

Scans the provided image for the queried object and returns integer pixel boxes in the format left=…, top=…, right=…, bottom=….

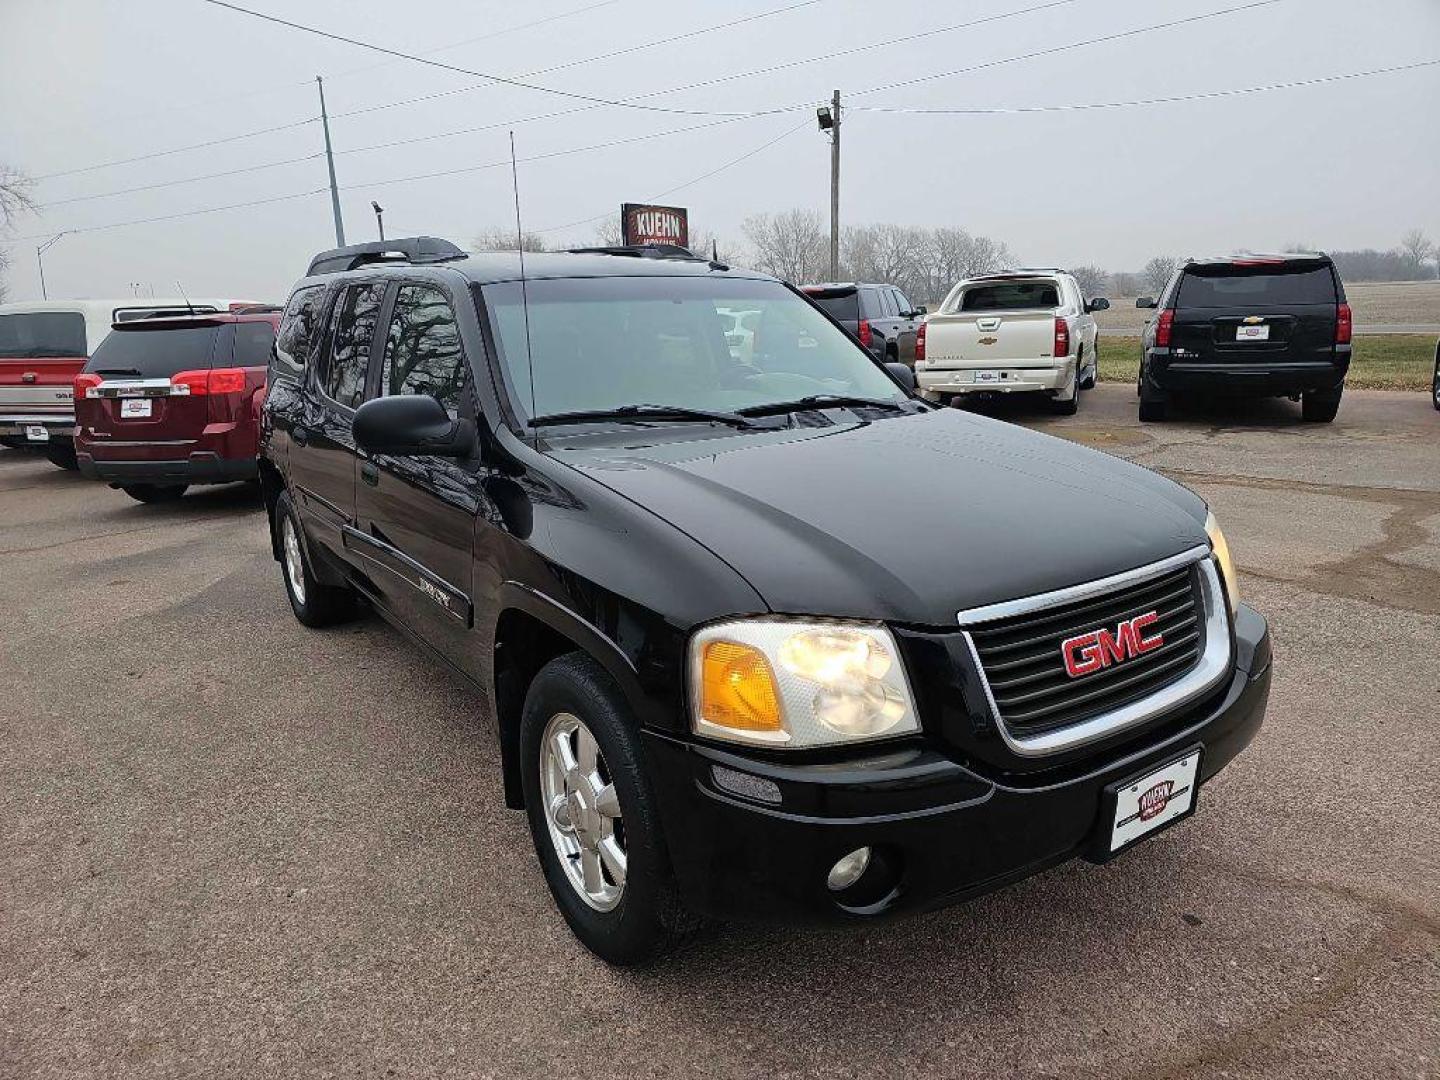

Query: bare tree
left=0, top=247, right=9, bottom=304
left=591, top=217, right=624, bottom=247
left=471, top=226, right=549, bottom=253
left=923, top=227, right=1012, bottom=303
left=1110, top=271, right=1141, bottom=297
left=0, top=166, right=35, bottom=230
left=1069, top=264, right=1109, bottom=300
left=1400, top=228, right=1435, bottom=277
left=1142, top=255, right=1180, bottom=296
left=842, top=223, right=931, bottom=299
left=741, top=209, right=828, bottom=284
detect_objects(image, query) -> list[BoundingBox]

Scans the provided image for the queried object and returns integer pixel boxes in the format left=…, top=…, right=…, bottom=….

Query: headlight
left=689, top=618, right=920, bottom=748
left=1205, top=511, right=1239, bottom=615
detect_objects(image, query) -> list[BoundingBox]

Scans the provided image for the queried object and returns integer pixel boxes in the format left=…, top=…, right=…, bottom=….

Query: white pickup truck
left=915, top=270, right=1108, bottom=415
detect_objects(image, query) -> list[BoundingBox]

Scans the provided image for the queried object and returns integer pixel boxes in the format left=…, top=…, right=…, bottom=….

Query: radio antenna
left=175, top=281, right=195, bottom=315
left=509, top=131, right=538, bottom=449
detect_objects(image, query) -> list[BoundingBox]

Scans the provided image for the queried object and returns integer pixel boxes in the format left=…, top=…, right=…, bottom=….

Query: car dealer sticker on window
left=1109, top=750, right=1200, bottom=852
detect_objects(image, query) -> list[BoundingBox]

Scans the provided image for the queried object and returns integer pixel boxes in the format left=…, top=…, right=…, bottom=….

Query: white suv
left=915, top=270, right=1108, bottom=415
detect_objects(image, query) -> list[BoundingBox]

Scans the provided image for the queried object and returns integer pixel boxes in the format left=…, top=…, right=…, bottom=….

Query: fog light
left=827, top=846, right=872, bottom=892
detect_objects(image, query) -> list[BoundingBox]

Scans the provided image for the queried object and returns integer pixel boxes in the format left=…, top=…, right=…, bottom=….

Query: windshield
left=0, top=312, right=87, bottom=358
left=84, top=326, right=220, bottom=377
left=481, top=276, right=905, bottom=421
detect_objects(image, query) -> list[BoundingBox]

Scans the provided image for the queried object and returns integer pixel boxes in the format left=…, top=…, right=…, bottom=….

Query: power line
left=35, top=153, right=325, bottom=209
left=849, top=0, right=1285, bottom=100
left=197, top=0, right=770, bottom=118
left=31, top=117, right=318, bottom=182
left=849, top=59, right=1440, bottom=116
left=12, top=188, right=329, bottom=241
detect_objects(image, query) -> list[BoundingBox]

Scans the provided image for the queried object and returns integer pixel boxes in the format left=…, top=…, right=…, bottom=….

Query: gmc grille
left=967, top=563, right=1205, bottom=739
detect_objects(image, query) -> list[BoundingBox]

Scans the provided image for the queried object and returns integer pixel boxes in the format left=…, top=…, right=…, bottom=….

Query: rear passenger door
left=351, top=282, right=482, bottom=673
left=287, top=281, right=386, bottom=563
left=891, top=287, right=920, bottom=363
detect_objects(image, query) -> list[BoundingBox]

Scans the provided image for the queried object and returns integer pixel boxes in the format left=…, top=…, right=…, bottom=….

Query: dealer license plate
left=1107, top=749, right=1200, bottom=853
left=973, top=370, right=1003, bottom=384
left=1236, top=324, right=1269, bottom=342
left=25, top=425, right=49, bottom=442
left=120, top=399, right=153, bottom=418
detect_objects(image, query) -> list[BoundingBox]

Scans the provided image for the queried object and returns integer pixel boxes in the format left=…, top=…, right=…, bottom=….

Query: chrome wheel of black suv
left=520, top=653, right=694, bottom=966
left=274, top=489, right=358, bottom=628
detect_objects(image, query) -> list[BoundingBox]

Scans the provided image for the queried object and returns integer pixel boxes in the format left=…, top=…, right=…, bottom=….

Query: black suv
left=261, top=237, right=1271, bottom=965
left=801, top=282, right=924, bottom=362
left=1136, top=253, right=1351, bottom=422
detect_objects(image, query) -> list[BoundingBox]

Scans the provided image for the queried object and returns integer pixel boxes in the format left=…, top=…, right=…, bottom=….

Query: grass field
left=1096, top=334, right=1437, bottom=391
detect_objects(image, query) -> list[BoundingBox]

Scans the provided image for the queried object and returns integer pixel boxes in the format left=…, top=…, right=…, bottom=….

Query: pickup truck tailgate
left=922, top=310, right=1056, bottom=368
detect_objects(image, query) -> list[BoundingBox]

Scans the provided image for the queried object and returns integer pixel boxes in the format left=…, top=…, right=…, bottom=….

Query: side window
left=272, top=285, right=328, bottom=381
left=877, top=288, right=897, bottom=317
left=232, top=321, right=276, bottom=368
left=322, top=283, right=385, bottom=410
left=381, top=284, right=467, bottom=416
left=892, top=288, right=912, bottom=316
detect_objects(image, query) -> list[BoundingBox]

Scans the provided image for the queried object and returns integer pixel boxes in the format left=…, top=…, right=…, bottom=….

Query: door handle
left=292, top=426, right=308, bottom=446
left=361, top=461, right=379, bottom=487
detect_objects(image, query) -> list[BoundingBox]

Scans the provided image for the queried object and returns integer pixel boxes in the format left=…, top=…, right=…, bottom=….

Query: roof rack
left=306, top=236, right=467, bottom=277
left=564, top=243, right=703, bottom=261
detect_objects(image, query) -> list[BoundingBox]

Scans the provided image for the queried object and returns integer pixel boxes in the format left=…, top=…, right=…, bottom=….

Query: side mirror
left=353, top=394, right=475, bottom=457
left=885, top=361, right=916, bottom=393
left=1086, top=297, right=1111, bottom=312
left=1135, top=296, right=1157, bottom=309
left=914, top=305, right=928, bottom=316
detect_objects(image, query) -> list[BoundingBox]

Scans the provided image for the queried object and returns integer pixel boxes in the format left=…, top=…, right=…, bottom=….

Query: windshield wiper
left=738, top=394, right=909, bottom=417
left=530, top=404, right=759, bottom=430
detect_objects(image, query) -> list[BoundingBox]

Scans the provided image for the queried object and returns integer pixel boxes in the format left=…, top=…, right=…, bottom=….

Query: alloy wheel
left=539, top=712, right=626, bottom=911
left=282, top=514, right=306, bottom=606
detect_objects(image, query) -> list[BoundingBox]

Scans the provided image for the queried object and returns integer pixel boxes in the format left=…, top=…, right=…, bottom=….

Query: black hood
left=553, top=409, right=1209, bottom=626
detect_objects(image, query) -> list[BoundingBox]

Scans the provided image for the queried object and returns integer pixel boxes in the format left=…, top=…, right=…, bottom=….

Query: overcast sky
left=2, top=0, right=1437, bottom=301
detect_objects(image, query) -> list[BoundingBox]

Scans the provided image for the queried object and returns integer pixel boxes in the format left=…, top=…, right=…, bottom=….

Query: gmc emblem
left=1062, top=612, right=1164, bottom=678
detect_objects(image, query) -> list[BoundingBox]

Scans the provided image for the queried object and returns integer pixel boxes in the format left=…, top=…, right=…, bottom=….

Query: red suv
left=74, top=308, right=280, bottom=502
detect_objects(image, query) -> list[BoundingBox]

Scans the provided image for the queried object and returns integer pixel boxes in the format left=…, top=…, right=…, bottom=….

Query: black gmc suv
left=1137, top=252, right=1351, bottom=422
left=261, top=237, right=1271, bottom=965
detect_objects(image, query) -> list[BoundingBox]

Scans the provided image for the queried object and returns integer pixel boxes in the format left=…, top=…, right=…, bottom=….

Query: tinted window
left=1176, top=264, right=1337, bottom=308
left=893, top=289, right=913, bottom=315
left=233, top=322, right=276, bottom=367
left=272, top=285, right=329, bottom=381
left=803, top=288, right=858, bottom=322
left=321, top=283, right=384, bottom=409
left=0, top=312, right=87, bottom=358
left=381, top=285, right=466, bottom=416
left=84, top=326, right=220, bottom=377
left=483, top=276, right=904, bottom=420
left=959, top=282, right=1059, bottom=312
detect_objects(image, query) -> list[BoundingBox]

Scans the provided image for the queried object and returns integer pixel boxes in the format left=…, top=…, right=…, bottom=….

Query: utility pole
left=36, top=232, right=66, bottom=300
left=316, top=75, right=345, bottom=246
left=817, top=90, right=841, bottom=279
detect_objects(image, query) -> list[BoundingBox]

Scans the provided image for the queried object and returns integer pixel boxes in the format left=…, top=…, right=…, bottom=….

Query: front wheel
left=122, top=484, right=187, bottom=503
left=520, top=652, right=695, bottom=966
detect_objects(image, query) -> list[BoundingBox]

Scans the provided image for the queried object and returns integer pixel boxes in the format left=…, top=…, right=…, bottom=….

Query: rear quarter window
left=272, top=285, right=330, bottom=382
left=1176, top=265, right=1337, bottom=308
left=233, top=322, right=276, bottom=367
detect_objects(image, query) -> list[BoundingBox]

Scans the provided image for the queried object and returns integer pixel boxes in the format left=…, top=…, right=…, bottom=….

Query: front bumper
left=76, top=452, right=256, bottom=485
left=917, top=358, right=1074, bottom=397
left=645, top=604, right=1270, bottom=924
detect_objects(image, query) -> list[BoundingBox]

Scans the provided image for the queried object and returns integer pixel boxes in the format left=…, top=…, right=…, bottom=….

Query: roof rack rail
left=564, top=243, right=703, bottom=261
left=306, top=236, right=467, bottom=277
left=229, top=303, right=285, bottom=315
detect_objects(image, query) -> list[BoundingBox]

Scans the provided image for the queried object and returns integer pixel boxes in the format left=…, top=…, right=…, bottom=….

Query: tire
left=122, top=483, right=188, bottom=503
left=274, top=489, right=358, bottom=627
left=1138, top=361, right=1168, bottom=421
left=1048, top=361, right=1079, bottom=415
left=1431, top=345, right=1439, bottom=411
left=520, top=652, right=695, bottom=966
left=44, top=443, right=78, bottom=471
left=1082, top=341, right=1098, bottom=388
left=1301, top=388, right=1342, bottom=423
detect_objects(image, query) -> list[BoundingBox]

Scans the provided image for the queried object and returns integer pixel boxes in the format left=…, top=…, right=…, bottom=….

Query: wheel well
left=494, top=609, right=579, bottom=809
left=258, top=458, right=285, bottom=561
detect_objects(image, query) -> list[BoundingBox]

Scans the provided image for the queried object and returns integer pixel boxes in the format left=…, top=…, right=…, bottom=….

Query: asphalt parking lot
left=2, top=385, right=1437, bottom=1080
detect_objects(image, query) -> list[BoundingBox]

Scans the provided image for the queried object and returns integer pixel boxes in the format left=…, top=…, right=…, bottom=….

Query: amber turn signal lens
left=700, top=641, right=782, bottom=732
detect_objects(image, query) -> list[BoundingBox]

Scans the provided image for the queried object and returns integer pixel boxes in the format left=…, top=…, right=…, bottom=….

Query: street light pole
left=316, top=75, right=345, bottom=246
left=36, top=232, right=67, bottom=300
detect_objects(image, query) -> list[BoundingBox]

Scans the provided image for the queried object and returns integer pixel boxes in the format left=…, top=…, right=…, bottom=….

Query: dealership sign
left=622, top=203, right=689, bottom=248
